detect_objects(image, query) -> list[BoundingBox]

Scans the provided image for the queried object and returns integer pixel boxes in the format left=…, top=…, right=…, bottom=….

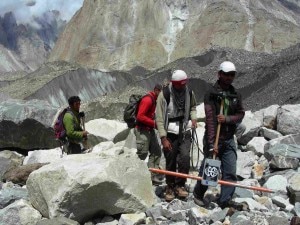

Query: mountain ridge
left=0, top=10, right=66, bottom=74
left=49, top=0, right=300, bottom=71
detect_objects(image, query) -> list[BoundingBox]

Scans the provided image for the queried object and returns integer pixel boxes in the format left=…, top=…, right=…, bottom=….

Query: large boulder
left=85, top=118, right=128, bottom=141
left=0, top=99, right=59, bottom=149
left=26, top=152, right=156, bottom=223
left=277, top=104, right=300, bottom=135
left=23, top=148, right=66, bottom=165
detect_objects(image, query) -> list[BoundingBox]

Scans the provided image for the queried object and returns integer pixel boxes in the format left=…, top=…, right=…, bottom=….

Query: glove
left=79, top=111, right=85, bottom=118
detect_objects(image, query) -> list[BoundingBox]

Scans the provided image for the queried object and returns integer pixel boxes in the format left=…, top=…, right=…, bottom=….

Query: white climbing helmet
left=219, top=61, right=236, bottom=73
left=171, top=70, right=187, bottom=81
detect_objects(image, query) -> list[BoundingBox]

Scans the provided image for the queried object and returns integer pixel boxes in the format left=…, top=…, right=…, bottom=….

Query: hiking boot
left=151, top=175, right=163, bottom=186
left=165, top=186, right=175, bottom=202
left=175, top=186, right=188, bottom=198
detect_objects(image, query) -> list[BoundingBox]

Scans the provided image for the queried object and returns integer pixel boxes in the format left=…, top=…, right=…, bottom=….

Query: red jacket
left=136, top=91, right=157, bottom=130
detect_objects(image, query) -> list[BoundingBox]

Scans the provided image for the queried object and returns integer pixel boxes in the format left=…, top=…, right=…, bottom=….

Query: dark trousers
left=194, top=138, right=237, bottom=204
left=63, top=142, right=82, bottom=154
left=163, top=131, right=192, bottom=187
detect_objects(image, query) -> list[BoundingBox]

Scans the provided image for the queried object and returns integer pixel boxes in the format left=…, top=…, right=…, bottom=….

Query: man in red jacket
left=135, top=84, right=163, bottom=185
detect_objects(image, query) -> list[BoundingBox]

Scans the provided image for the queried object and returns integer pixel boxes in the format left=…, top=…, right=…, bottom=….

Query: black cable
left=190, top=128, right=203, bottom=170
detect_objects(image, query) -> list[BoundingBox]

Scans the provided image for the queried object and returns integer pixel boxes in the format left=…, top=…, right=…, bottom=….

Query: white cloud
left=0, top=0, right=84, bottom=23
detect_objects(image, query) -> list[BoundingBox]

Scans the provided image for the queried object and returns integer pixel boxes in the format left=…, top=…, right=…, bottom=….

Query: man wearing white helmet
left=193, top=61, right=245, bottom=209
left=156, top=69, right=198, bottom=202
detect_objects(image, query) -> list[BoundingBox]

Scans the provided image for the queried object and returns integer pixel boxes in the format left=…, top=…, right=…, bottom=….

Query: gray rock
left=0, top=199, right=42, bottom=225
left=261, top=105, right=279, bottom=129
left=238, top=111, right=262, bottom=145
left=26, top=153, right=156, bottom=223
left=263, top=175, right=288, bottom=194
left=267, top=216, right=289, bottom=225
left=246, top=137, right=267, bottom=156
left=209, top=208, right=228, bottom=223
left=271, top=196, right=292, bottom=209
left=265, top=134, right=300, bottom=152
left=234, top=198, right=268, bottom=211
left=3, top=163, right=47, bottom=185
left=287, top=173, right=300, bottom=204
left=37, top=217, right=80, bottom=225
left=294, top=202, right=300, bottom=217
left=118, top=213, right=146, bottom=225
left=277, top=104, right=300, bottom=135
left=234, top=187, right=254, bottom=199
left=269, top=155, right=299, bottom=169
left=236, top=151, right=256, bottom=179
left=259, top=127, right=282, bottom=140
left=187, top=207, right=208, bottom=225
left=145, top=204, right=164, bottom=222
left=23, top=148, right=66, bottom=165
left=0, top=186, right=28, bottom=209
left=0, top=99, right=59, bottom=149
left=264, top=144, right=300, bottom=169
left=0, top=150, right=23, bottom=181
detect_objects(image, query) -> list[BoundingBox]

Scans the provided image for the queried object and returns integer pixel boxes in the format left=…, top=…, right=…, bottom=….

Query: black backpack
left=123, top=94, right=154, bottom=128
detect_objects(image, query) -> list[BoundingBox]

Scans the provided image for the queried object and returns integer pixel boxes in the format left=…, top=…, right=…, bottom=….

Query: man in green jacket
left=156, top=70, right=198, bottom=201
left=63, top=96, right=89, bottom=154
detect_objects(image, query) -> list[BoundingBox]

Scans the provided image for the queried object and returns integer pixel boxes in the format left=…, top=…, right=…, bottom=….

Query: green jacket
left=155, top=87, right=197, bottom=138
left=63, top=109, right=84, bottom=143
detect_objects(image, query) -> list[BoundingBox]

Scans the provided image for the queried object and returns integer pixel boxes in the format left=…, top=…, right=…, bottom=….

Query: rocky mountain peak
left=49, top=0, right=300, bottom=71
left=0, top=11, right=66, bottom=74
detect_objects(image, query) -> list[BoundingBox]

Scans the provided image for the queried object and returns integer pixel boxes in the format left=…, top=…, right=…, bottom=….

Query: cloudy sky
left=0, top=0, right=84, bottom=23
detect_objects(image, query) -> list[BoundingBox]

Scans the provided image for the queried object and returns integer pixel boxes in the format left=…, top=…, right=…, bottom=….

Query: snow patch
left=240, top=0, right=256, bottom=51
left=159, top=2, right=189, bottom=62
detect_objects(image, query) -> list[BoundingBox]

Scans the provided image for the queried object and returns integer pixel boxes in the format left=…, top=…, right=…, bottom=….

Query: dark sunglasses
left=222, top=71, right=236, bottom=77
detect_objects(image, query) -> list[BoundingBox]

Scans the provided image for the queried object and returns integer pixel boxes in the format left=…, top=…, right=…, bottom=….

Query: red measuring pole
left=149, top=168, right=274, bottom=193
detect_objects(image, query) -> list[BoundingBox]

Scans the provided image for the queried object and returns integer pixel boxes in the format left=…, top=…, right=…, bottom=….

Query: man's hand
left=192, top=119, right=197, bottom=128
left=213, top=146, right=218, bottom=155
left=217, top=114, right=226, bottom=123
left=83, top=131, right=89, bottom=138
left=208, top=146, right=218, bottom=157
left=79, top=112, right=85, bottom=118
left=161, top=137, right=172, bottom=151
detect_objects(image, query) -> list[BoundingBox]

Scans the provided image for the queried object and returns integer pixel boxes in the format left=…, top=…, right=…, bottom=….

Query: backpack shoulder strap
left=162, top=86, right=171, bottom=105
left=148, top=94, right=155, bottom=105
left=141, top=94, right=155, bottom=106
left=64, top=107, right=74, bottom=118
